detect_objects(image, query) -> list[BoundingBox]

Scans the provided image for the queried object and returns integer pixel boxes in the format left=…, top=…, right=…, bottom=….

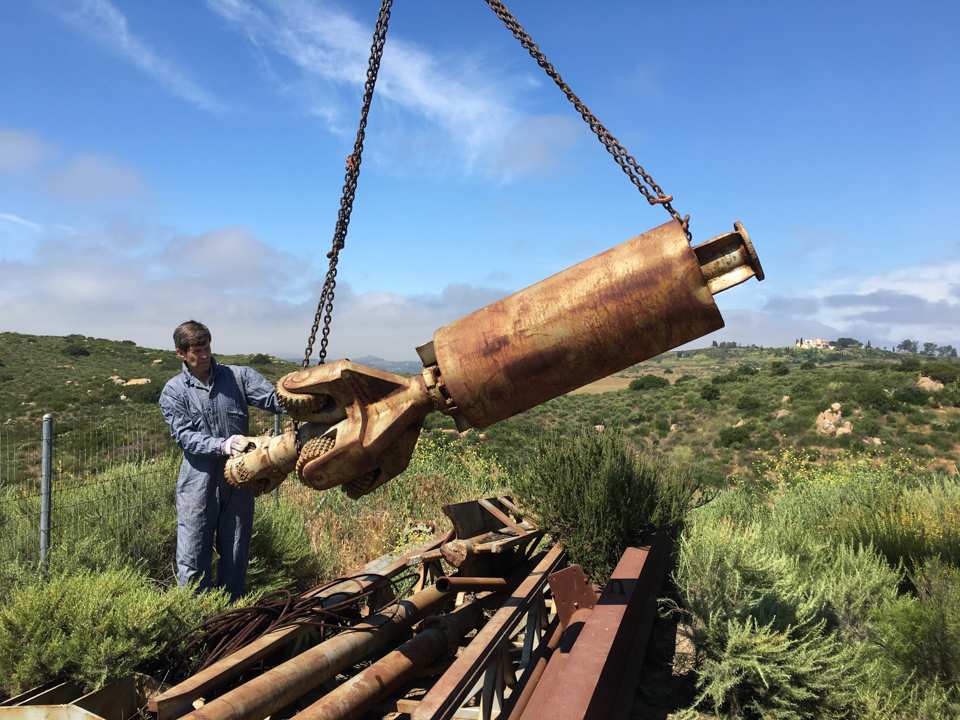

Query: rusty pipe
left=182, top=586, right=450, bottom=720
left=293, top=595, right=501, bottom=720
left=435, top=576, right=509, bottom=593
left=430, top=219, right=762, bottom=429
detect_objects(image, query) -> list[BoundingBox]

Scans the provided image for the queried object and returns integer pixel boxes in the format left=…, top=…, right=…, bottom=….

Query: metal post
left=272, top=413, right=281, bottom=508
left=40, top=413, right=53, bottom=570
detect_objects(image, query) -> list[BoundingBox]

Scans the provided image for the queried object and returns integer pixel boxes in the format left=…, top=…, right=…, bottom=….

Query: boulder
left=917, top=376, right=944, bottom=393
left=594, top=424, right=605, bottom=433
left=781, top=395, right=791, bottom=404
left=774, top=408, right=790, bottom=419
left=816, top=404, right=853, bottom=436
left=152, top=358, right=163, bottom=365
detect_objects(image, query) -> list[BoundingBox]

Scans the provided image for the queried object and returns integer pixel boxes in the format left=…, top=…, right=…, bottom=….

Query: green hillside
left=2, top=332, right=958, bottom=481
left=425, top=344, right=960, bottom=478
left=0, top=332, right=296, bottom=423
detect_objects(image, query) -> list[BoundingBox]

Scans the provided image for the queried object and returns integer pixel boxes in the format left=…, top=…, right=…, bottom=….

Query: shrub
left=736, top=363, right=759, bottom=377
left=855, top=382, right=900, bottom=413
left=63, top=343, right=90, bottom=357
left=898, top=356, right=921, bottom=372
left=800, top=360, right=817, bottom=370
left=871, top=558, right=960, bottom=688
left=770, top=361, right=791, bottom=376
left=629, top=374, right=669, bottom=391
left=700, top=385, right=720, bottom=401
left=513, top=428, right=705, bottom=583
left=674, top=374, right=695, bottom=384
left=894, top=386, right=928, bottom=405
left=0, top=567, right=230, bottom=694
left=923, top=362, right=960, bottom=385
left=717, top=424, right=751, bottom=448
left=249, top=353, right=272, bottom=366
left=735, top=394, right=766, bottom=414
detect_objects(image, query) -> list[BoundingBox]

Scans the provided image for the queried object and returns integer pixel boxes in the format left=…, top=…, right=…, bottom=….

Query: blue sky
left=1, top=0, right=958, bottom=359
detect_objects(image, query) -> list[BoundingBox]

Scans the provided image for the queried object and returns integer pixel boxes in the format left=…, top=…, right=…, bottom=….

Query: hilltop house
left=794, top=337, right=834, bottom=350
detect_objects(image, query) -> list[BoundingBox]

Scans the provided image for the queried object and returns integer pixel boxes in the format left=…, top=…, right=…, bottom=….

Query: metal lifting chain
left=483, top=0, right=692, bottom=243
left=302, top=0, right=394, bottom=368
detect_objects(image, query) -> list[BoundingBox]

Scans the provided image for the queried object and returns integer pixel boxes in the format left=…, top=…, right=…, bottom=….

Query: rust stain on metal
left=180, top=586, right=450, bottom=720
left=435, top=576, right=510, bottom=593
left=547, top=565, right=597, bottom=630
left=518, top=536, right=671, bottom=720
left=412, top=544, right=566, bottom=720
left=432, top=220, right=726, bottom=429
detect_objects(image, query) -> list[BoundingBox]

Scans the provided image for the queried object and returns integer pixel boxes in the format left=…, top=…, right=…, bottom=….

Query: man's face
left=177, top=341, right=212, bottom=379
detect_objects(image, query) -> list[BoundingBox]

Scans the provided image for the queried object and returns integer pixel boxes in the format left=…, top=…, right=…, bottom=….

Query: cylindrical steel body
left=183, top=586, right=449, bottom=720
left=294, top=599, right=492, bottom=720
left=432, top=219, right=723, bottom=428
left=436, top=576, right=509, bottom=593
left=40, top=413, right=53, bottom=567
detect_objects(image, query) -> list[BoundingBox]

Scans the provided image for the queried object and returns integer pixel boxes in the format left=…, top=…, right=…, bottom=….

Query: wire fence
left=0, top=406, right=286, bottom=570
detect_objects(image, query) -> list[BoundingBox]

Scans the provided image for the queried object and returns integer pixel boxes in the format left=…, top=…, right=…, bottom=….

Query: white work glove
left=222, top=435, right=246, bottom=457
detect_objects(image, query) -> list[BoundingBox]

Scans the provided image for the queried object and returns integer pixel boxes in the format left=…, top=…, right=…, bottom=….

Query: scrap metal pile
left=139, top=496, right=671, bottom=720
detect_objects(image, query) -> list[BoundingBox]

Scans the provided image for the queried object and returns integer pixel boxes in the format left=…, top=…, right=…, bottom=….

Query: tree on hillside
left=937, top=345, right=958, bottom=358
left=897, top=339, right=919, bottom=354
left=835, top=337, right=862, bottom=348
left=922, top=342, right=939, bottom=356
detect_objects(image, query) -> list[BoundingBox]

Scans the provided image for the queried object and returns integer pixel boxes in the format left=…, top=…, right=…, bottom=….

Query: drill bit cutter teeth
left=296, top=433, right=338, bottom=488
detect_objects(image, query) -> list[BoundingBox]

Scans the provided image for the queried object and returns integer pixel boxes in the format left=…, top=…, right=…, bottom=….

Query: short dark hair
left=173, top=320, right=211, bottom=352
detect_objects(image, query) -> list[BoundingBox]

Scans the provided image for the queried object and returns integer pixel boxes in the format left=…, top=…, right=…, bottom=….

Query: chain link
left=483, top=0, right=692, bottom=243
left=302, top=0, right=394, bottom=368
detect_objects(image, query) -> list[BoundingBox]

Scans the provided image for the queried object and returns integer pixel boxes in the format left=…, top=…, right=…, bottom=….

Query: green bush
left=629, top=374, right=669, bottom=391
left=513, top=428, right=705, bottom=583
left=923, top=362, right=960, bottom=385
left=800, top=360, right=817, bottom=370
left=894, top=386, right=928, bottom=405
left=701, top=385, right=720, bottom=401
left=249, top=353, right=272, bottom=366
left=735, top=395, right=766, bottom=414
left=674, top=455, right=960, bottom=718
left=770, top=361, right=791, bottom=376
left=63, top=344, right=90, bottom=357
left=717, top=424, right=751, bottom=448
left=0, top=567, right=230, bottom=694
left=871, top=558, right=960, bottom=687
left=898, top=356, right=921, bottom=372
left=674, top=374, right=695, bottom=384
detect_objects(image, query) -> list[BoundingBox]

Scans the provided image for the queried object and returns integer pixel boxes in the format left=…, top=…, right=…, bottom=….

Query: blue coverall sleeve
left=159, top=384, right=226, bottom=456
left=241, top=367, right=281, bottom=414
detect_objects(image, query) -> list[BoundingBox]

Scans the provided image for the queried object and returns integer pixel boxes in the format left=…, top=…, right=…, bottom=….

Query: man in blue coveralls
left=159, top=320, right=280, bottom=600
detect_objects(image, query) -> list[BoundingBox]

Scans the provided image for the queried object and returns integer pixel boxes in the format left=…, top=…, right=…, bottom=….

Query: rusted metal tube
left=431, top=219, right=761, bottom=429
left=293, top=596, right=499, bottom=720
left=182, top=586, right=450, bottom=720
left=435, top=576, right=509, bottom=593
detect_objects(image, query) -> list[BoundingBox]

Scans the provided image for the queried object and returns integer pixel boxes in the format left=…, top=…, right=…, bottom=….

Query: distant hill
left=0, top=332, right=296, bottom=425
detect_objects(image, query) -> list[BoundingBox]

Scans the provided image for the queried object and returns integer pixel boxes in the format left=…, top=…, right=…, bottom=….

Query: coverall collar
left=181, top=357, right=220, bottom=389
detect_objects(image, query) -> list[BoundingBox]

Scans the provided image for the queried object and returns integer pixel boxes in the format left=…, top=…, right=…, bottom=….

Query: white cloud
left=761, top=259, right=960, bottom=346
left=206, top=0, right=578, bottom=177
left=45, top=154, right=146, bottom=205
left=58, top=0, right=225, bottom=112
left=0, top=223, right=506, bottom=359
left=0, top=130, right=52, bottom=174
left=0, top=212, right=42, bottom=232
